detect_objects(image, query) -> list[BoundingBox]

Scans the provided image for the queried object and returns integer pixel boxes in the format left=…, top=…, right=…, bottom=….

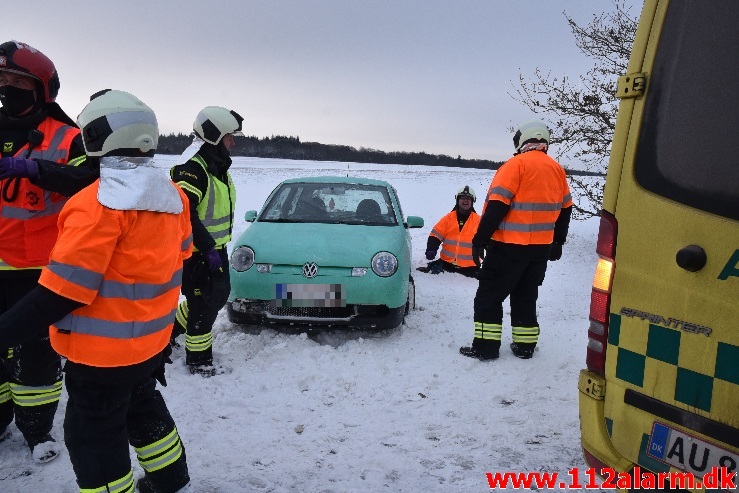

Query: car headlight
left=371, top=251, right=397, bottom=277
left=230, top=246, right=255, bottom=272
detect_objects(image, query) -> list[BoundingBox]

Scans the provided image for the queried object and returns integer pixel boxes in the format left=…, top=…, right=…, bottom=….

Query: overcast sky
left=12, top=1, right=640, bottom=162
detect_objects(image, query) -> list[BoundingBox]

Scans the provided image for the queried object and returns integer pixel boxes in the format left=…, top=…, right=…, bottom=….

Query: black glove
left=549, top=242, right=563, bottom=261
left=153, top=345, right=173, bottom=387
left=425, top=249, right=436, bottom=261
left=471, top=244, right=485, bottom=268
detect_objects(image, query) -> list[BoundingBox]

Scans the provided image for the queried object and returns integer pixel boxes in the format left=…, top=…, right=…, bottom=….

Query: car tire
left=404, top=275, right=416, bottom=318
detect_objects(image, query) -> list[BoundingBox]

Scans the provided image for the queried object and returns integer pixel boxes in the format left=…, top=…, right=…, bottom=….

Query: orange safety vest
left=483, top=150, right=572, bottom=245
left=429, top=210, right=481, bottom=267
left=39, top=181, right=194, bottom=368
left=0, top=117, right=80, bottom=269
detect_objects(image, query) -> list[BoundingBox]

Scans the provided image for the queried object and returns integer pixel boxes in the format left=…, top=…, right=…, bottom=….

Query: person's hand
left=549, top=242, right=563, bottom=261
left=153, top=345, right=173, bottom=387
left=471, top=244, right=485, bottom=267
left=0, top=157, right=39, bottom=180
left=203, top=248, right=222, bottom=272
left=425, top=249, right=436, bottom=261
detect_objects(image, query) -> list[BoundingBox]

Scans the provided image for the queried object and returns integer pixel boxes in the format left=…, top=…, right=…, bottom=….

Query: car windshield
left=259, top=182, right=398, bottom=225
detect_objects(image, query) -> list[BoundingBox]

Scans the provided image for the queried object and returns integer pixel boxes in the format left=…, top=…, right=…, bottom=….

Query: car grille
left=268, top=306, right=354, bottom=319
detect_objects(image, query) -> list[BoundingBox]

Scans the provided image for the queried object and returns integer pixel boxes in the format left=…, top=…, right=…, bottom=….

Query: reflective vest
left=0, top=117, right=80, bottom=269
left=430, top=210, right=481, bottom=267
left=39, top=181, right=194, bottom=368
left=483, top=150, right=572, bottom=245
left=190, top=154, right=235, bottom=250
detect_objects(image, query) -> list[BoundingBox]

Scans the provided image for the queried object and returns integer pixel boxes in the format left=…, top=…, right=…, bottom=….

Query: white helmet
left=77, top=89, right=158, bottom=157
left=455, top=185, right=476, bottom=203
left=513, top=119, right=550, bottom=152
left=193, top=106, right=244, bottom=145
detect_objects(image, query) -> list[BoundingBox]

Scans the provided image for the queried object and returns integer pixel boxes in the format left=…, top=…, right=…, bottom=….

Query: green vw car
left=227, top=176, right=424, bottom=331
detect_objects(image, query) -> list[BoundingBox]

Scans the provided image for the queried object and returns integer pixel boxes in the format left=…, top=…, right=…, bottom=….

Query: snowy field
left=0, top=157, right=604, bottom=492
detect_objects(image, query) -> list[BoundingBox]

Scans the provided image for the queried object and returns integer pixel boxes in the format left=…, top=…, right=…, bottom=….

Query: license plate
left=273, top=283, right=346, bottom=308
left=647, top=421, right=739, bottom=483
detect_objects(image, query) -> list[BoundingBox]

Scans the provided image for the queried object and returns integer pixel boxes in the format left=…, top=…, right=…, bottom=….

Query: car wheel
left=404, top=275, right=416, bottom=316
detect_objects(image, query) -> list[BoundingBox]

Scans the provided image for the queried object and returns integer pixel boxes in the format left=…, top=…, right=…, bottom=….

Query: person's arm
left=0, top=285, right=83, bottom=348
left=34, top=134, right=98, bottom=196
left=171, top=161, right=216, bottom=252
left=553, top=205, right=572, bottom=245
left=472, top=200, right=510, bottom=247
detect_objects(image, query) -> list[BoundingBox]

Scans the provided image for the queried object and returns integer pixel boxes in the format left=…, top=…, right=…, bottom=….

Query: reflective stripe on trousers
left=134, top=427, right=184, bottom=473
left=185, top=332, right=213, bottom=353
left=474, top=322, right=502, bottom=341
left=79, top=469, right=134, bottom=493
left=10, top=381, right=62, bottom=407
left=512, top=326, right=539, bottom=344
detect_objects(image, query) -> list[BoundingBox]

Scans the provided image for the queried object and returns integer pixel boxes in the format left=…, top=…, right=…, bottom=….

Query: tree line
left=158, top=133, right=604, bottom=177
left=157, top=133, right=502, bottom=170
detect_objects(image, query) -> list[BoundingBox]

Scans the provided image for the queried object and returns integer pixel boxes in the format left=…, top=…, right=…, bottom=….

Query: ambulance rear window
left=634, top=2, right=739, bottom=222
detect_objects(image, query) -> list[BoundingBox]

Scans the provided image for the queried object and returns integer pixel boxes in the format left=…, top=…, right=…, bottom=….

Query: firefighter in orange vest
left=460, top=120, right=572, bottom=360
left=419, top=185, right=481, bottom=278
left=0, top=40, right=98, bottom=463
left=0, top=90, right=192, bottom=492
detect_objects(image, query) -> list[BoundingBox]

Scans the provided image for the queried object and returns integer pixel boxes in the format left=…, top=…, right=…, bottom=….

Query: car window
left=259, top=182, right=398, bottom=225
left=633, top=2, right=739, bottom=221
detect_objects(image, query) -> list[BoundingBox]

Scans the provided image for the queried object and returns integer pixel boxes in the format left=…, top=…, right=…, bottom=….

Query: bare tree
left=510, top=0, right=639, bottom=218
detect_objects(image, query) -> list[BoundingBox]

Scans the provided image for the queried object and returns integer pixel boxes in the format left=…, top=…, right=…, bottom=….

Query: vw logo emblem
left=302, top=262, right=318, bottom=278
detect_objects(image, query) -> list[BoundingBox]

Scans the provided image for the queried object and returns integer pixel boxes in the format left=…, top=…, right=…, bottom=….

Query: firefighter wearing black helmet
left=0, top=40, right=98, bottom=464
left=170, top=106, right=244, bottom=377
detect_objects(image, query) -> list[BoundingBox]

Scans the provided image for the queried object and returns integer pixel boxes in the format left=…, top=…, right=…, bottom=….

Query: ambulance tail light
left=582, top=448, right=610, bottom=480
left=587, top=211, right=617, bottom=376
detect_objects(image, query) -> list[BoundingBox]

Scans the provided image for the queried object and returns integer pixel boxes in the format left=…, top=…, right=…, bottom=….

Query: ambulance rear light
left=587, top=211, right=618, bottom=376
left=582, top=448, right=610, bottom=480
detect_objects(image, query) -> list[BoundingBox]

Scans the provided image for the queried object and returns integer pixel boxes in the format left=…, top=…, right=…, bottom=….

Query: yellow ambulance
left=578, top=0, right=739, bottom=491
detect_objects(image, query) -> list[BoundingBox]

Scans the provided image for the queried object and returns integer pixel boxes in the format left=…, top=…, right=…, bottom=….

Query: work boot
left=459, top=346, right=498, bottom=360
left=0, top=426, right=10, bottom=443
left=28, top=434, right=61, bottom=464
left=137, top=476, right=192, bottom=493
left=510, top=342, right=535, bottom=359
left=188, top=364, right=216, bottom=378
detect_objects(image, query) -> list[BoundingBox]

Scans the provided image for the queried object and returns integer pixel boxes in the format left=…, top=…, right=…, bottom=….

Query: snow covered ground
left=0, top=157, right=603, bottom=492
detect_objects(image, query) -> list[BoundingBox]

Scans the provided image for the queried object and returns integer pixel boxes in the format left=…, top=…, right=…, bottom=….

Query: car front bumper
left=227, top=298, right=405, bottom=331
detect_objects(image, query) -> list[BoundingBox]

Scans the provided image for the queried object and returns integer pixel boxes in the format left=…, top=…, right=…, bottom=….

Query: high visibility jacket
left=174, top=154, right=235, bottom=251
left=483, top=150, right=572, bottom=245
left=0, top=117, right=81, bottom=269
left=38, top=181, right=193, bottom=368
left=430, top=210, right=481, bottom=267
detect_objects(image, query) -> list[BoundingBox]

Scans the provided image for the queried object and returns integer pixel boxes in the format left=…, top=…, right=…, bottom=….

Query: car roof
left=280, top=175, right=392, bottom=187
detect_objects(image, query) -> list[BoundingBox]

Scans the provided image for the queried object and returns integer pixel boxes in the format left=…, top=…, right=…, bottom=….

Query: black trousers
left=179, top=248, right=230, bottom=366
left=64, top=358, right=189, bottom=492
left=472, top=242, right=549, bottom=355
left=0, top=272, right=62, bottom=445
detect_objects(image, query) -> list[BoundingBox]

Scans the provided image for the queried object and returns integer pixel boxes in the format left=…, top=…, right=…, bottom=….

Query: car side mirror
left=244, top=210, right=257, bottom=222
left=405, top=216, right=424, bottom=228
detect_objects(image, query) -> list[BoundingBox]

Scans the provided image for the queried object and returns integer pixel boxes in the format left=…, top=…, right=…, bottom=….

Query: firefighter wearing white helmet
left=419, top=185, right=481, bottom=277
left=170, top=106, right=244, bottom=376
left=460, top=119, right=573, bottom=361
left=0, top=89, right=192, bottom=492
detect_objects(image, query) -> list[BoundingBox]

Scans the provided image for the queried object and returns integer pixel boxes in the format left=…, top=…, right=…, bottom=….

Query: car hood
left=236, top=222, right=407, bottom=267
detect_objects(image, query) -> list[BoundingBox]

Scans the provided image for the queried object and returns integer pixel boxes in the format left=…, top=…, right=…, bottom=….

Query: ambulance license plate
left=647, top=422, right=738, bottom=483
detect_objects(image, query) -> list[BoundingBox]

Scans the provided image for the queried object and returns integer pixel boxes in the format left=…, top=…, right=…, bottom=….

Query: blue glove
left=203, top=248, right=223, bottom=272
left=0, top=157, right=40, bottom=180
left=425, top=249, right=436, bottom=260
